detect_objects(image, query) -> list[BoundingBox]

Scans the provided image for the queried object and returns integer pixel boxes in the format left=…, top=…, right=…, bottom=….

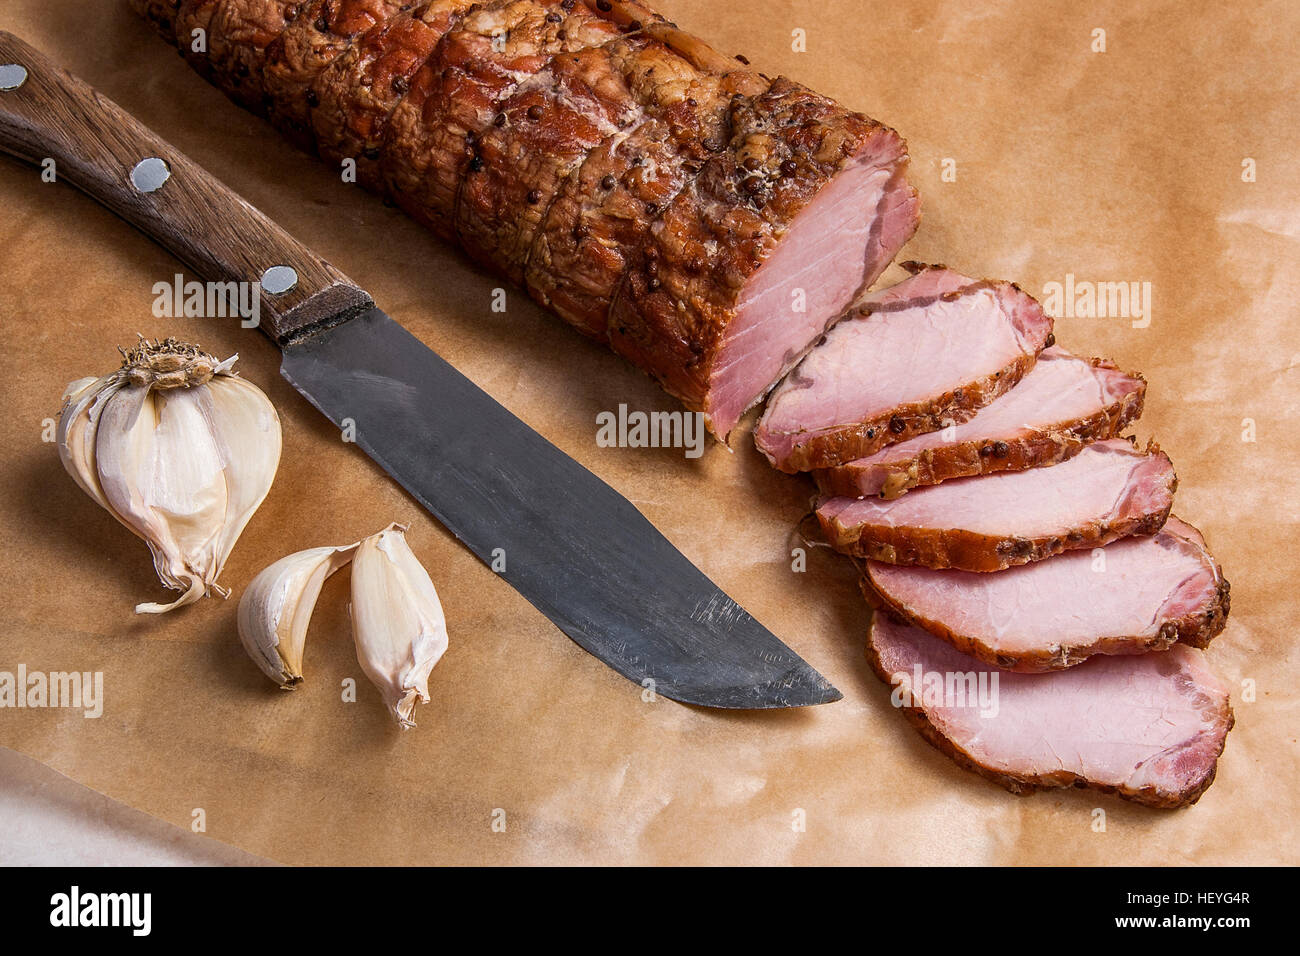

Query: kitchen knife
left=0, top=32, right=841, bottom=708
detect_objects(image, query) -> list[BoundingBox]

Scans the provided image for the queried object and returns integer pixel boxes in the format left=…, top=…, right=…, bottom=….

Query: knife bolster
left=273, top=282, right=374, bottom=346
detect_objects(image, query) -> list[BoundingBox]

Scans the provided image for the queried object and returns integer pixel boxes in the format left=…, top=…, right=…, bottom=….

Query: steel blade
left=279, top=306, right=841, bottom=708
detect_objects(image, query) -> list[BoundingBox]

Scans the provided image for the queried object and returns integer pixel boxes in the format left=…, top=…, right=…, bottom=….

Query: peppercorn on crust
left=527, top=40, right=764, bottom=336
left=260, top=0, right=408, bottom=147
left=311, top=2, right=477, bottom=190
left=384, top=1, right=622, bottom=240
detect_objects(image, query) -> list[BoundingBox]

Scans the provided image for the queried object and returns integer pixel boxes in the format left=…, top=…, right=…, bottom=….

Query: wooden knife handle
left=0, top=31, right=371, bottom=344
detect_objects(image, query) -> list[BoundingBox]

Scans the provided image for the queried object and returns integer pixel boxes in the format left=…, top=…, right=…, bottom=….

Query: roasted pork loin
left=863, top=516, right=1230, bottom=671
left=818, top=439, right=1176, bottom=571
left=867, top=614, right=1233, bottom=809
left=139, top=0, right=919, bottom=439
left=814, top=347, right=1146, bottom=499
left=755, top=263, right=1053, bottom=472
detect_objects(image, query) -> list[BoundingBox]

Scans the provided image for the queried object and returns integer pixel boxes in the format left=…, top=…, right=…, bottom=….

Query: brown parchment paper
left=0, top=0, right=1296, bottom=866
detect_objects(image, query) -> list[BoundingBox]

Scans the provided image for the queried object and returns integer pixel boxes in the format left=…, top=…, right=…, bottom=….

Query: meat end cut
left=817, top=438, right=1176, bottom=571
left=866, top=614, right=1233, bottom=809
left=608, top=77, right=920, bottom=440
left=863, top=515, right=1230, bottom=671
left=755, top=263, right=1054, bottom=473
left=814, top=347, right=1146, bottom=499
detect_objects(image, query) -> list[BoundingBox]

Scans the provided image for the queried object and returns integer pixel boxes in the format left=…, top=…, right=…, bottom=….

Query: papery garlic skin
left=238, top=544, right=357, bottom=688
left=350, top=524, right=448, bottom=729
left=56, top=339, right=281, bottom=614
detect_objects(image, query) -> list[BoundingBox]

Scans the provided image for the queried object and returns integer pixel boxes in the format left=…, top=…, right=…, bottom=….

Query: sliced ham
left=817, top=439, right=1176, bottom=572
left=866, top=614, right=1234, bottom=809
left=814, top=347, right=1146, bottom=499
left=755, top=263, right=1054, bottom=473
left=863, top=516, right=1230, bottom=671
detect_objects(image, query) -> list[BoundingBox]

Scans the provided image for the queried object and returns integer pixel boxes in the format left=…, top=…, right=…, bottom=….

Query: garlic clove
left=237, top=544, right=357, bottom=688
left=349, top=523, right=448, bottom=729
left=56, top=374, right=125, bottom=516
left=96, top=383, right=229, bottom=613
left=203, top=374, right=283, bottom=595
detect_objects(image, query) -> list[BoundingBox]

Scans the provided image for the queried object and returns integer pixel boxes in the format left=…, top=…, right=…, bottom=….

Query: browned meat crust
left=137, top=0, right=918, bottom=438
left=821, top=447, right=1178, bottom=572
left=382, top=1, right=621, bottom=241
left=526, top=41, right=764, bottom=337
left=173, top=1, right=302, bottom=114
left=259, top=0, right=407, bottom=147
left=456, top=38, right=645, bottom=282
left=836, top=503, right=1174, bottom=573
left=310, top=2, right=476, bottom=190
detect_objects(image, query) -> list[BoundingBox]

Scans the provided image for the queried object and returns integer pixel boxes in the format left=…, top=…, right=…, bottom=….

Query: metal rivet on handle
left=129, top=157, right=171, bottom=193
left=0, top=64, right=28, bottom=90
left=261, top=265, right=298, bottom=295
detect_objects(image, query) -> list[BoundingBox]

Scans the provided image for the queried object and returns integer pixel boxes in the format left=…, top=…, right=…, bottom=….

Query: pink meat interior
left=707, top=158, right=918, bottom=437
left=820, top=439, right=1173, bottom=538
left=867, top=517, right=1220, bottom=655
left=870, top=614, right=1230, bottom=794
left=759, top=270, right=1050, bottom=441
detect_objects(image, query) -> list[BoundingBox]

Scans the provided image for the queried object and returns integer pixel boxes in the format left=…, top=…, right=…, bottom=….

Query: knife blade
left=0, top=31, right=841, bottom=708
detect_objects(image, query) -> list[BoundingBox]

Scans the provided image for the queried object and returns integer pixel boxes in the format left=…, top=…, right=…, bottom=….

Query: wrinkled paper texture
left=0, top=0, right=1296, bottom=864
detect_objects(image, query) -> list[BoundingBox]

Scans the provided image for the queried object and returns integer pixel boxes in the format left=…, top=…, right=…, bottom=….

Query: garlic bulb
left=237, top=544, right=358, bottom=688
left=350, top=523, right=448, bottom=728
left=57, top=338, right=281, bottom=614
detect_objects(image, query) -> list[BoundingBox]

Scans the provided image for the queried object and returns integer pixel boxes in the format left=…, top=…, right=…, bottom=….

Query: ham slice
left=863, top=516, right=1230, bottom=671
left=817, top=439, right=1176, bottom=571
left=755, top=263, right=1055, bottom=472
left=866, top=614, right=1234, bottom=809
left=814, top=347, right=1146, bottom=499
